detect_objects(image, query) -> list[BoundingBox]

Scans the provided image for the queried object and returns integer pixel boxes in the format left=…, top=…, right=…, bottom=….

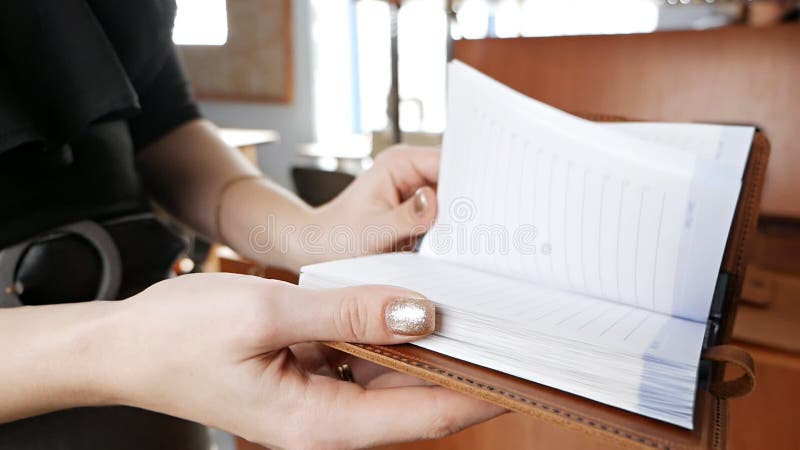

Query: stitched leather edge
left=723, top=133, right=769, bottom=319
left=330, top=342, right=703, bottom=450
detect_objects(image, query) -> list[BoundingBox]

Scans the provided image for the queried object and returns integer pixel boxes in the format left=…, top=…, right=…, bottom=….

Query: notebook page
left=420, top=62, right=744, bottom=322
left=420, top=61, right=695, bottom=317
left=300, top=253, right=705, bottom=367
left=300, top=252, right=704, bottom=427
left=603, top=122, right=754, bottom=178
left=602, top=122, right=753, bottom=319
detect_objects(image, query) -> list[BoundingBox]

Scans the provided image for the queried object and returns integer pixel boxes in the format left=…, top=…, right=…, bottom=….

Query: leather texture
left=327, top=341, right=727, bottom=450
left=325, top=121, right=770, bottom=450
left=702, top=345, right=755, bottom=400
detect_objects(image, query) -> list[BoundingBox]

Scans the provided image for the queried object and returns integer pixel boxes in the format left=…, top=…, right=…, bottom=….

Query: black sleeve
left=127, top=46, right=202, bottom=150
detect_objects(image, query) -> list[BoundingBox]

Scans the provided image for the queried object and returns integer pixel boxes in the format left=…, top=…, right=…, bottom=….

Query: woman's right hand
left=101, top=273, right=504, bottom=449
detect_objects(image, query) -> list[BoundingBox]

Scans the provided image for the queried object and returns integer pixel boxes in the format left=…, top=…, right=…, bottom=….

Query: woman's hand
left=107, top=273, right=503, bottom=449
left=139, top=121, right=441, bottom=271
left=310, top=145, right=440, bottom=261
left=216, top=145, right=441, bottom=271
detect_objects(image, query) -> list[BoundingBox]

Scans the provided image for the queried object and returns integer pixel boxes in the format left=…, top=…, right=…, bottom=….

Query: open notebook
left=299, top=62, right=755, bottom=429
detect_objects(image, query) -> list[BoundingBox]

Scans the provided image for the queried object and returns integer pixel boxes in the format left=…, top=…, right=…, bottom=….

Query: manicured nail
left=413, top=188, right=428, bottom=217
left=385, top=297, right=435, bottom=336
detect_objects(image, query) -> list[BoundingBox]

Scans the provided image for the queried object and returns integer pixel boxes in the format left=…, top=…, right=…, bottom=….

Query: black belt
left=0, top=214, right=186, bottom=306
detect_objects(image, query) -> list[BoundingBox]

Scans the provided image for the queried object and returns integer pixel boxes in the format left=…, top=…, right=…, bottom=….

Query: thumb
left=270, top=284, right=436, bottom=348
left=386, top=186, right=437, bottom=242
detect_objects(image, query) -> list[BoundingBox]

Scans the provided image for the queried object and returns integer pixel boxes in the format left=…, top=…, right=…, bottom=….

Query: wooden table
left=219, top=128, right=280, bottom=167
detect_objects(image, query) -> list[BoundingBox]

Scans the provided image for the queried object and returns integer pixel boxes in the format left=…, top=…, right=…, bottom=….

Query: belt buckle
left=0, top=221, right=121, bottom=307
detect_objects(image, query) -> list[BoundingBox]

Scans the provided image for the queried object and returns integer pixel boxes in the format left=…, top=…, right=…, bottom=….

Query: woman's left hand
left=109, top=274, right=504, bottom=449
left=140, top=121, right=441, bottom=271
left=309, top=145, right=440, bottom=263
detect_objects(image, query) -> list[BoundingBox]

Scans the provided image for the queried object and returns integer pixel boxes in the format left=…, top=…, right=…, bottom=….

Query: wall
left=198, top=0, right=313, bottom=190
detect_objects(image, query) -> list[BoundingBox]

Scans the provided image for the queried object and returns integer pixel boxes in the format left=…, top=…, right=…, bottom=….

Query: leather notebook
left=303, top=63, right=769, bottom=450
left=320, top=128, right=767, bottom=450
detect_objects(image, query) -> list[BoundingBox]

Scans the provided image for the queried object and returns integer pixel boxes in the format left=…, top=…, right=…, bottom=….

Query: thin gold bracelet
left=214, top=174, right=263, bottom=244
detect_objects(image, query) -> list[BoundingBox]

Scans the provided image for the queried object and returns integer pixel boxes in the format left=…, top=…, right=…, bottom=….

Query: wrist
left=56, top=301, right=132, bottom=408
left=220, top=176, right=321, bottom=271
left=282, top=205, right=331, bottom=269
left=0, top=301, right=131, bottom=422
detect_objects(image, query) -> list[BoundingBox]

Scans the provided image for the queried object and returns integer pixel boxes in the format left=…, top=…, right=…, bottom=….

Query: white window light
left=310, top=0, right=358, bottom=141
left=398, top=0, right=447, bottom=132
left=456, top=0, right=491, bottom=39
left=173, top=0, right=229, bottom=46
left=520, top=0, right=659, bottom=38
left=494, top=0, right=524, bottom=38
left=356, top=0, right=392, bottom=133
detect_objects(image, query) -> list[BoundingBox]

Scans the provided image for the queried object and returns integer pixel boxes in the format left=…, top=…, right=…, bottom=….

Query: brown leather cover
left=326, top=122, right=770, bottom=450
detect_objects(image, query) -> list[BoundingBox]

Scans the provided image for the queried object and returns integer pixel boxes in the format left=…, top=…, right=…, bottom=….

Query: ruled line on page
left=651, top=193, right=666, bottom=311
left=419, top=62, right=743, bottom=323
left=600, top=307, right=637, bottom=337
left=624, top=312, right=652, bottom=341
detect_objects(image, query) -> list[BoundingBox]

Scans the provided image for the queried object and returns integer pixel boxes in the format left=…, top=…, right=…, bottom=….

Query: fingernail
left=413, top=188, right=428, bottom=218
left=385, top=297, right=435, bottom=336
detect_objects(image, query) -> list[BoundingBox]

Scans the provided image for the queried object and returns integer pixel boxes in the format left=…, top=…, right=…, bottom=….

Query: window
left=310, top=0, right=359, bottom=142
left=353, top=0, right=448, bottom=134
left=397, top=0, right=447, bottom=133
left=172, top=0, right=229, bottom=46
left=312, top=0, right=448, bottom=139
left=517, top=0, right=658, bottom=37
left=355, top=0, right=392, bottom=133
left=311, top=0, right=664, bottom=143
left=451, top=0, right=659, bottom=39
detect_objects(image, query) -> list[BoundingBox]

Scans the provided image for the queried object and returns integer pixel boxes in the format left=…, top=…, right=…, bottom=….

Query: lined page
left=603, top=122, right=753, bottom=319
left=603, top=122, right=754, bottom=178
left=419, top=62, right=745, bottom=322
left=300, top=252, right=705, bottom=366
left=300, top=248, right=706, bottom=428
left=301, top=252, right=703, bottom=428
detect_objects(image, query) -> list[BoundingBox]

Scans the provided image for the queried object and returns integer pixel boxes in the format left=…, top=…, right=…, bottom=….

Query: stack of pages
left=300, top=61, right=754, bottom=429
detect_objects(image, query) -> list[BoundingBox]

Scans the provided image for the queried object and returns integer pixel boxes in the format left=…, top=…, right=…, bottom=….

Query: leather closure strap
left=702, top=345, right=756, bottom=399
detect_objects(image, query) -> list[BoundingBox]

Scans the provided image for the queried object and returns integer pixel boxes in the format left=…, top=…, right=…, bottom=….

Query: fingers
left=298, top=380, right=506, bottom=449
left=376, top=145, right=441, bottom=189
left=401, top=146, right=440, bottom=185
left=331, top=354, right=430, bottom=388
left=350, top=386, right=505, bottom=447
left=361, top=369, right=434, bottom=389
left=269, top=285, right=436, bottom=348
left=292, top=344, right=432, bottom=388
left=383, top=185, right=438, bottom=244
left=288, top=343, right=336, bottom=376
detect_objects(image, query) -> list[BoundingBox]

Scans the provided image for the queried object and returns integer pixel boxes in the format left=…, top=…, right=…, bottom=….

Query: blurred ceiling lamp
left=173, top=0, right=229, bottom=46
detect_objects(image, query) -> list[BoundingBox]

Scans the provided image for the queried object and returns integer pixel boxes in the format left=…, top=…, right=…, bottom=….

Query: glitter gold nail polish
left=385, top=297, right=435, bottom=336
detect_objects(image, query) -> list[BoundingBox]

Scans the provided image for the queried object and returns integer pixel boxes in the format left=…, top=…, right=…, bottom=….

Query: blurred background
left=172, top=1, right=799, bottom=449
left=174, top=0, right=798, bottom=203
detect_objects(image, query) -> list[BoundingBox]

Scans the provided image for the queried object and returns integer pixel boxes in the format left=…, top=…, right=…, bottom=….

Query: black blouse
left=0, top=0, right=201, bottom=247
